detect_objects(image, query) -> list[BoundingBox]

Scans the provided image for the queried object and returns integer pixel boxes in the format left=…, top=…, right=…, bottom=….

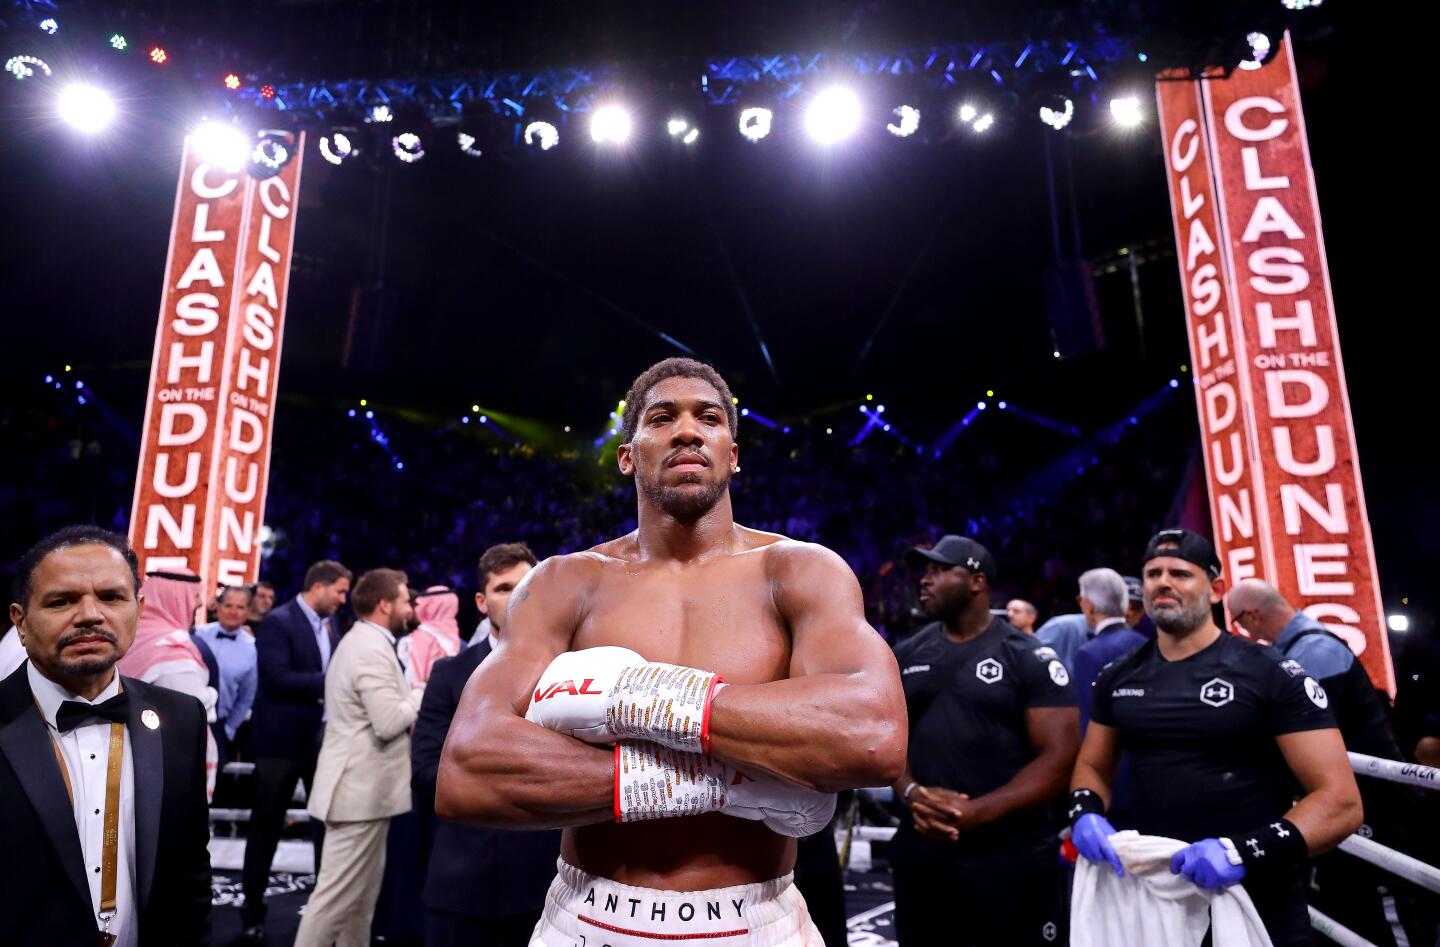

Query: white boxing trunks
left=530, top=858, right=824, bottom=947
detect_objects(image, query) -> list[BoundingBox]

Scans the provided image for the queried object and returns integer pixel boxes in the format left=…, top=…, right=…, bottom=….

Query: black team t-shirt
left=895, top=617, right=1077, bottom=853
left=1090, top=631, right=1337, bottom=842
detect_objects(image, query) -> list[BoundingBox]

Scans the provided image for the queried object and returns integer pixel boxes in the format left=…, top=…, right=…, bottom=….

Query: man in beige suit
left=295, top=568, right=422, bottom=947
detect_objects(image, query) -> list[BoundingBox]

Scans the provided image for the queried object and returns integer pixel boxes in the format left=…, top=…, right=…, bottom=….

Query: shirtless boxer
left=436, top=357, right=907, bottom=946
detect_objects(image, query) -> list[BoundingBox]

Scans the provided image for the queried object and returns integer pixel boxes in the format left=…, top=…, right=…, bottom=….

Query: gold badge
left=141, top=709, right=160, bottom=730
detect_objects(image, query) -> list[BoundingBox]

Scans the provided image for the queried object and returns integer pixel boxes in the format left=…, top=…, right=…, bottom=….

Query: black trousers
left=794, top=824, right=849, bottom=946
left=424, top=907, right=542, bottom=947
left=241, top=754, right=324, bottom=926
left=892, top=832, right=1067, bottom=947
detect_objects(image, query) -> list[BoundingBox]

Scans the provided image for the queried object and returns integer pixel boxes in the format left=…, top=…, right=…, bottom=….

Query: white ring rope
left=1348, top=752, right=1440, bottom=791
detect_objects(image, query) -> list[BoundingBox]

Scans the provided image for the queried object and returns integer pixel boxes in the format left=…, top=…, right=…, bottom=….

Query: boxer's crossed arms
left=436, top=530, right=907, bottom=878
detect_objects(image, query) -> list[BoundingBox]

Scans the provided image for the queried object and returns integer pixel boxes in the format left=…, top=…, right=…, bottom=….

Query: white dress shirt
left=0, top=626, right=26, bottom=679
left=27, top=663, right=138, bottom=947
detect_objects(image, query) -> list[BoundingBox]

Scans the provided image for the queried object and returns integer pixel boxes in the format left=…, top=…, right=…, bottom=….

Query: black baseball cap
left=1142, top=528, right=1222, bottom=580
left=905, top=535, right=997, bottom=582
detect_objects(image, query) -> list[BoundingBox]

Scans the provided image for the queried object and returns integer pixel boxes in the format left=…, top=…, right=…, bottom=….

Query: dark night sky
left=0, top=2, right=1432, bottom=609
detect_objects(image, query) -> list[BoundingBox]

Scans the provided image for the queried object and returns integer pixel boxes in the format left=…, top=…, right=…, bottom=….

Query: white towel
left=1071, top=830, right=1274, bottom=947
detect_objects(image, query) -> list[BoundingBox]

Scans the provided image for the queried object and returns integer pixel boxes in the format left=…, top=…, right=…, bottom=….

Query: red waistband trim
left=579, top=915, right=750, bottom=940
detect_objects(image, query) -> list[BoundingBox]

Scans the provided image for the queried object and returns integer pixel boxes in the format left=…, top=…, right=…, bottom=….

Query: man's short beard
left=1147, top=597, right=1212, bottom=635
left=639, top=471, right=732, bottom=522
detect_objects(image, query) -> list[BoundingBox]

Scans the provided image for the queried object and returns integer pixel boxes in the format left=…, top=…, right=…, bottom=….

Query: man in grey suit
left=294, top=568, right=423, bottom=947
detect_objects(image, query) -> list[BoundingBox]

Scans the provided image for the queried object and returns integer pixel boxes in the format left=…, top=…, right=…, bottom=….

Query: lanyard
left=42, top=707, right=125, bottom=945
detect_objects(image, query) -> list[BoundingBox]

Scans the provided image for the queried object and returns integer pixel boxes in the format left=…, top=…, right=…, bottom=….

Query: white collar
left=28, top=661, right=122, bottom=731
left=487, top=631, right=499, bottom=652
left=1095, top=616, right=1129, bottom=634
left=357, top=618, right=397, bottom=646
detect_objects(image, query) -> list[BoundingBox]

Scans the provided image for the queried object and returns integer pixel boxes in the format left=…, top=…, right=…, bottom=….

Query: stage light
left=360, top=399, right=367, bottom=406
left=6, top=55, right=52, bottom=80
left=998, top=401, right=1008, bottom=409
left=252, top=137, right=288, bottom=171
left=958, top=103, right=979, bottom=124
left=883, top=424, right=892, bottom=432
left=223, top=73, right=241, bottom=90
left=738, top=107, right=772, bottom=142
left=1039, top=96, right=1074, bottom=131
left=877, top=405, right=886, bottom=414
left=109, top=34, right=127, bottom=50
left=972, top=113, right=995, bottom=134
left=1053, top=350, right=1061, bottom=358
left=859, top=405, right=868, bottom=414
left=667, top=118, right=689, bottom=137
left=369, top=104, right=393, bottom=123
left=591, top=105, right=632, bottom=144
left=365, top=410, right=374, bottom=419
left=148, top=46, right=167, bottom=64
left=887, top=105, right=921, bottom=138
left=38, top=18, right=58, bottom=34
left=319, top=132, right=354, bottom=166
left=1110, top=96, right=1143, bottom=128
left=193, top=120, right=248, bottom=172
left=682, top=128, right=699, bottom=145
left=456, top=131, right=484, bottom=157
left=1281, top=0, right=1323, bottom=9
left=740, top=408, right=750, bottom=417
left=1169, top=378, right=1180, bottom=388
left=348, top=409, right=356, bottom=417
left=826, top=428, right=833, bottom=435
left=1387, top=613, right=1410, bottom=633
left=564, top=426, right=571, bottom=433
left=1239, top=32, right=1273, bottom=71
left=986, top=390, right=994, bottom=397
left=524, top=120, right=559, bottom=150
left=978, top=401, right=987, bottom=410
left=805, top=87, right=861, bottom=145
left=866, top=394, right=874, bottom=401
left=259, top=84, right=276, bottom=100
left=58, top=84, right=116, bottom=134
left=392, top=131, right=424, bottom=163
left=461, top=416, right=470, bottom=424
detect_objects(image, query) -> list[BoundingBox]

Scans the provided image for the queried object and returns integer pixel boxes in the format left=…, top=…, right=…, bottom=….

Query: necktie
left=56, top=692, right=130, bottom=733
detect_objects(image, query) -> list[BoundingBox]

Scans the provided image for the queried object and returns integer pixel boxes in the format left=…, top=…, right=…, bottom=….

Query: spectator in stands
left=248, top=580, right=276, bottom=627
left=296, top=568, right=422, bottom=947
left=1122, top=576, right=1151, bottom=634
left=413, top=542, right=557, bottom=947
left=195, top=585, right=258, bottom=767
left=241, top=559, right=352, bottom=941
left=1073, top=569, right=1145, bottom=732
left=1007, top=599, right=1039, bottom=635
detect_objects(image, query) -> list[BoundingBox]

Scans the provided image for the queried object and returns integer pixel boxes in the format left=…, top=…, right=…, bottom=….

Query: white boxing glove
left=525, top=646, right=643, bottom=743
left=614, top=742, right=836, bottom=838
left=722, top=767, right=838, bottom=838
left=525, top=646, right=726, bottom=753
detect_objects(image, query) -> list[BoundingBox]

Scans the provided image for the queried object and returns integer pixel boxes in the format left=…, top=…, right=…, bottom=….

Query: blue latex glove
left=1170, top=839, right=1247, bottom=891
left=1073, top=813, right=1124, bottom=877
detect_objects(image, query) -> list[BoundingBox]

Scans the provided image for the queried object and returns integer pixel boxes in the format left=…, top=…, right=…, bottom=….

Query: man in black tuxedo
left=0, top=525, right=211, bottom=946
left=241, top=558, right=352, bottom=938
left=413, top=542, right=559, bottom=947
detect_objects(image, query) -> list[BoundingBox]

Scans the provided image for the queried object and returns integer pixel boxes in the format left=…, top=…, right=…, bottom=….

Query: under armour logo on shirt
left=1246, top=838, right=1265, bottom=858
left=1271, top=822, right=1289, bottom=838
left=966, top=557, right=982, bottom=570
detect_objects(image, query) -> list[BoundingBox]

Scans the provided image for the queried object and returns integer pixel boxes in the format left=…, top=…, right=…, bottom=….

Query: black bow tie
left=216, top=630, right=239, bottom=640
left=55, top=692, right=130, bottom=733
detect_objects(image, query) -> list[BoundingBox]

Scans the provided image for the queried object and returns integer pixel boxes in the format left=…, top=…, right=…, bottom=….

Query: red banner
left=1156, top=77, right=1267, bottom=591
left=1158, top=36, right=1392, bottom=692
left=130, top=136, right=304, bottom=592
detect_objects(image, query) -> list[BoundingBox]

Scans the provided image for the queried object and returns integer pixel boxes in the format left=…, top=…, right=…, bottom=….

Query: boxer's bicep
left=777, top=543, right=900, bottom=684
left=437, top=556, right=614, bottom=826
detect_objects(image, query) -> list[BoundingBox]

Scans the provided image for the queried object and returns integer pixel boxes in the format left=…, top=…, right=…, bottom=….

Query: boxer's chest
left=570, top=554, right=791, bottom=684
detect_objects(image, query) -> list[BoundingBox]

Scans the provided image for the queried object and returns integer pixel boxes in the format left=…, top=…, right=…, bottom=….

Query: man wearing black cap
left=1069, top=528, right=1363, bottom=946
left=891, top=535, right=1080, bottom=946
